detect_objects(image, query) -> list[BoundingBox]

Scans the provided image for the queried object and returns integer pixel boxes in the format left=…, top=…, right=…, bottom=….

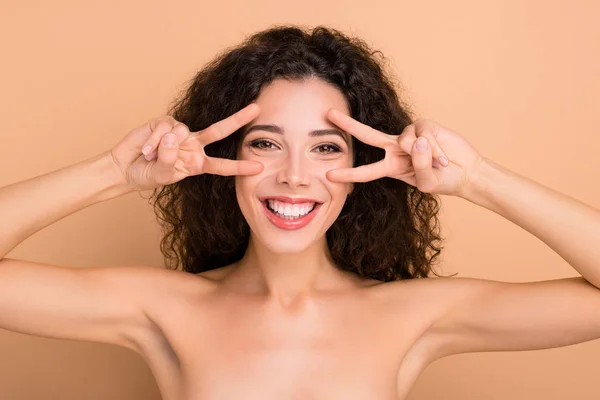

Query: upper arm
left=0, top=258, right=160, bottom=350
left=424, top=276, right=600, bottom=360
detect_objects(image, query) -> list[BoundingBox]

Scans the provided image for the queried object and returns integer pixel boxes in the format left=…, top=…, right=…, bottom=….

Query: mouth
left=258, top=196, right=323, bottom=230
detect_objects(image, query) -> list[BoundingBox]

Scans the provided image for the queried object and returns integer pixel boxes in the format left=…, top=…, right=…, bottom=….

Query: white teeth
left=266, top=199, right=316, bottom=217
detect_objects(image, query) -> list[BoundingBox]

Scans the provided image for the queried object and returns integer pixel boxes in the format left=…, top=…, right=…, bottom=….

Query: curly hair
left=148, top=24, right=452, bottom=282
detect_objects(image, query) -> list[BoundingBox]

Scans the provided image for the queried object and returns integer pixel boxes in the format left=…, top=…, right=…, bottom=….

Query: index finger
left=326, top=108, right=394, bottom=149
left=194, top=103, right=260, bottom=146
left=203, top=157, right=264, bottom=176
left=326, top=160, right=388, bottom=183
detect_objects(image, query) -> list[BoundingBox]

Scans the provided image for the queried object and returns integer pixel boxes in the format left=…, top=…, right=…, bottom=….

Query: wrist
left=457, top=157, right=498, bottom=205
left=96, top=151, right=137, bottom=198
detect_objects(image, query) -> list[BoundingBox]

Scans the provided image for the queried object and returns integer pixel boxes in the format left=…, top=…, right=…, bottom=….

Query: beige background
left=1, top=0, right=599, bottom=398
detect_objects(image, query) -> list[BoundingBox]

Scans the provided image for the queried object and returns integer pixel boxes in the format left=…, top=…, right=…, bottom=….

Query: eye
left=248, top=139, right=278, bottom=151
left=314, top=144, right=342, bottom=154
left=247, top=139, right=342, bottom=154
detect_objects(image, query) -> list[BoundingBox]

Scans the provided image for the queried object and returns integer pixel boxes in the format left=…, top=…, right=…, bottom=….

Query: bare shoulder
left=116, top=265, right=221, bottom=342
left=116, top=265, right=221, bottom=318
left=364, top=275, right=446, bottom=305
left=367, top=275, right=503, bottom=331
left=367, top=275, right=488, bottom=307
left=120, top=264, right=215, bottom=292
left=193, top=265, right=236, bottom=282
left=366, top=275, right=569, bottom=365
left=364, top=276, right=487, bottom=356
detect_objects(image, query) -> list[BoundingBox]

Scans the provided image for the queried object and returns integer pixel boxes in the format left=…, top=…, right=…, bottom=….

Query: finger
left=151, top=133, right=179, bottom=184
left=170, top=122, right=192, bottom=144
left=197, top=103, right=260, bottom=146
left=144, top=122, right=190, bottom=161
left=326, top=160, right=388, bottom=183
left=141, top=117, right=178, bottom=159
left=397, top=124, right=417, bottom=154
left=413, top=121, right=449, bottom=167
left=203, top=157, right=264, bottom=176
left=326, top=108, right=393, bottom=149
left=412, top=137, right=437, bottom=192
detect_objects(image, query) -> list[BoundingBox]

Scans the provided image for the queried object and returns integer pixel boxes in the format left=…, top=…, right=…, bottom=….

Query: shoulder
left=365, top=276, right=497, bottom=338
left=365, top=276, right=493, bottom=363
left=368, top=276, right=498, bottom=324
left=369, top=275, right=488, bottom=303
left=117, top=264, right=216, bottom=289
left=194, top=265, right=236, bottom=282
left=119, top=265, right=223, bottom=340
left=115, top=265, right=221, bottom=316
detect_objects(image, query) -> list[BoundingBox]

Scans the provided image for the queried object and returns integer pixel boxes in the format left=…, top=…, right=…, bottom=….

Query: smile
left=259, top=198, right=323, bottom=230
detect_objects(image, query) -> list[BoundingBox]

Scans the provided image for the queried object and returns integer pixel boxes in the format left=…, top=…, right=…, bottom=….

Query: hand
left=108, top=103, right=264, bottom=191
left=325, top=110, right=486, bottom=197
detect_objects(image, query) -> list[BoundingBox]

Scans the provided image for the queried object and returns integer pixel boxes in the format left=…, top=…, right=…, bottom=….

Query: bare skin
left=126, top=264, right=444, bottom=400
left=4, top=74, right=600, bottom=400
left=0, top=78, right=450, bottom=399
left=109, top=78, right=452, bottom=399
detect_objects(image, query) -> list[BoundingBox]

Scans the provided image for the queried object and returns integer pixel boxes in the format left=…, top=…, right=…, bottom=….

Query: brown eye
left=315, top=144, right=342, bottom=154
left=248, top=139, right=278, bottom=150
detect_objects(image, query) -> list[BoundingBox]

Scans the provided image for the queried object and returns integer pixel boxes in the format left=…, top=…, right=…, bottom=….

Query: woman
left=1, top=25, right=599, bottom=400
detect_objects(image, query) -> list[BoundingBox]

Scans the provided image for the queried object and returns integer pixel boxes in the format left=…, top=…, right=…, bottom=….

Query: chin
left=262, top=239, right=315, bottom=254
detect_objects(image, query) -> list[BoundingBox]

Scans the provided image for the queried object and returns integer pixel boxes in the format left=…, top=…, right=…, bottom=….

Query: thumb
left=152, top=134, right=179, bottom=184
left=412, top=137, right=437, bottom=193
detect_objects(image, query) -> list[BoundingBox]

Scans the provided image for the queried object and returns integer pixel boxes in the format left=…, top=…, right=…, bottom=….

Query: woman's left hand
left=325, top=109, right=487, bottom=197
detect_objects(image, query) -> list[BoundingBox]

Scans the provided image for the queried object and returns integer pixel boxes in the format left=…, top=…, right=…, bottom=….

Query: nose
left=276, top=151, right=310, bottom=188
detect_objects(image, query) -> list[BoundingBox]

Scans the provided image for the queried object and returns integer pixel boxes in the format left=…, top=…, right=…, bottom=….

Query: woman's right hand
left=108, top=103, right=264, bottom=191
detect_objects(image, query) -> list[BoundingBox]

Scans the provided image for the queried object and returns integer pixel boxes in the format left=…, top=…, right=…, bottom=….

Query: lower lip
left=261, top=201, right=322, bottom=231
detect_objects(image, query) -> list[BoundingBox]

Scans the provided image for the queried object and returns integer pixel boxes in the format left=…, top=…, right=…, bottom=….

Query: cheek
left=319, top=171, right=353, bottom=200
left=327, top=182, right=352, bottom=201
left=235, top=176, right=259, bottom=209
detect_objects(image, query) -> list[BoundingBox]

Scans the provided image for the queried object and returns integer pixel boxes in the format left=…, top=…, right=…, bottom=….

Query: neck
left=225, top=234, right=355, bottom=305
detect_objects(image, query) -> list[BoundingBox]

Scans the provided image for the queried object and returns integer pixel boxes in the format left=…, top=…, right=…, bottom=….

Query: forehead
left=250, top=77, right=350, bottom=121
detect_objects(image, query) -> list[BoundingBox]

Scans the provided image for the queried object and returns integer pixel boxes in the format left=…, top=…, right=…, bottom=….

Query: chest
left=148, top=292, right=428, bottom=400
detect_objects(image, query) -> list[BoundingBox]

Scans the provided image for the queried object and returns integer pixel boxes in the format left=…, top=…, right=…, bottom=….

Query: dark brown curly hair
left=148, top=24, right=452, bottom=282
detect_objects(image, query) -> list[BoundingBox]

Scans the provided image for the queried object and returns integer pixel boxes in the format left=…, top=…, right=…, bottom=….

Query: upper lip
left=259, top=196, right=322, bottom=204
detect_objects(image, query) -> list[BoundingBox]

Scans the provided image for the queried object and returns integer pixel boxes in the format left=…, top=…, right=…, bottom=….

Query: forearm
left=0, top=151, right=135, bottom=259
left=459, top=158, right=600, bottom=288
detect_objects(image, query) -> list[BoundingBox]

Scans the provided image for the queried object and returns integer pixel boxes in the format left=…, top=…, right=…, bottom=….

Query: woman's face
left=235, top=77, right=354, bottom=253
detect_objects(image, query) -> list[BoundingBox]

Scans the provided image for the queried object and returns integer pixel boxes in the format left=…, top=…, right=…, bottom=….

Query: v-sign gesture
left=109, top=103, right=264, bottom=192
left=325, top=109, right=487, bottom=197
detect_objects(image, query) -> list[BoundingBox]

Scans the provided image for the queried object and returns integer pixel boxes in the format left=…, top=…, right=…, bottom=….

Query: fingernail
left=416, top=137, right=428, bottom=151
left=164, top=134, right=176, bottom=148
left=439, top=156, right=449, bottom=166
left=142, top=144, right=152, bottom=155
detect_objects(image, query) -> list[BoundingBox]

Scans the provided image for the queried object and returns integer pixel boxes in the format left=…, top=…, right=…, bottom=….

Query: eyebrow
left=242, top=124, right=350, bottom=143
